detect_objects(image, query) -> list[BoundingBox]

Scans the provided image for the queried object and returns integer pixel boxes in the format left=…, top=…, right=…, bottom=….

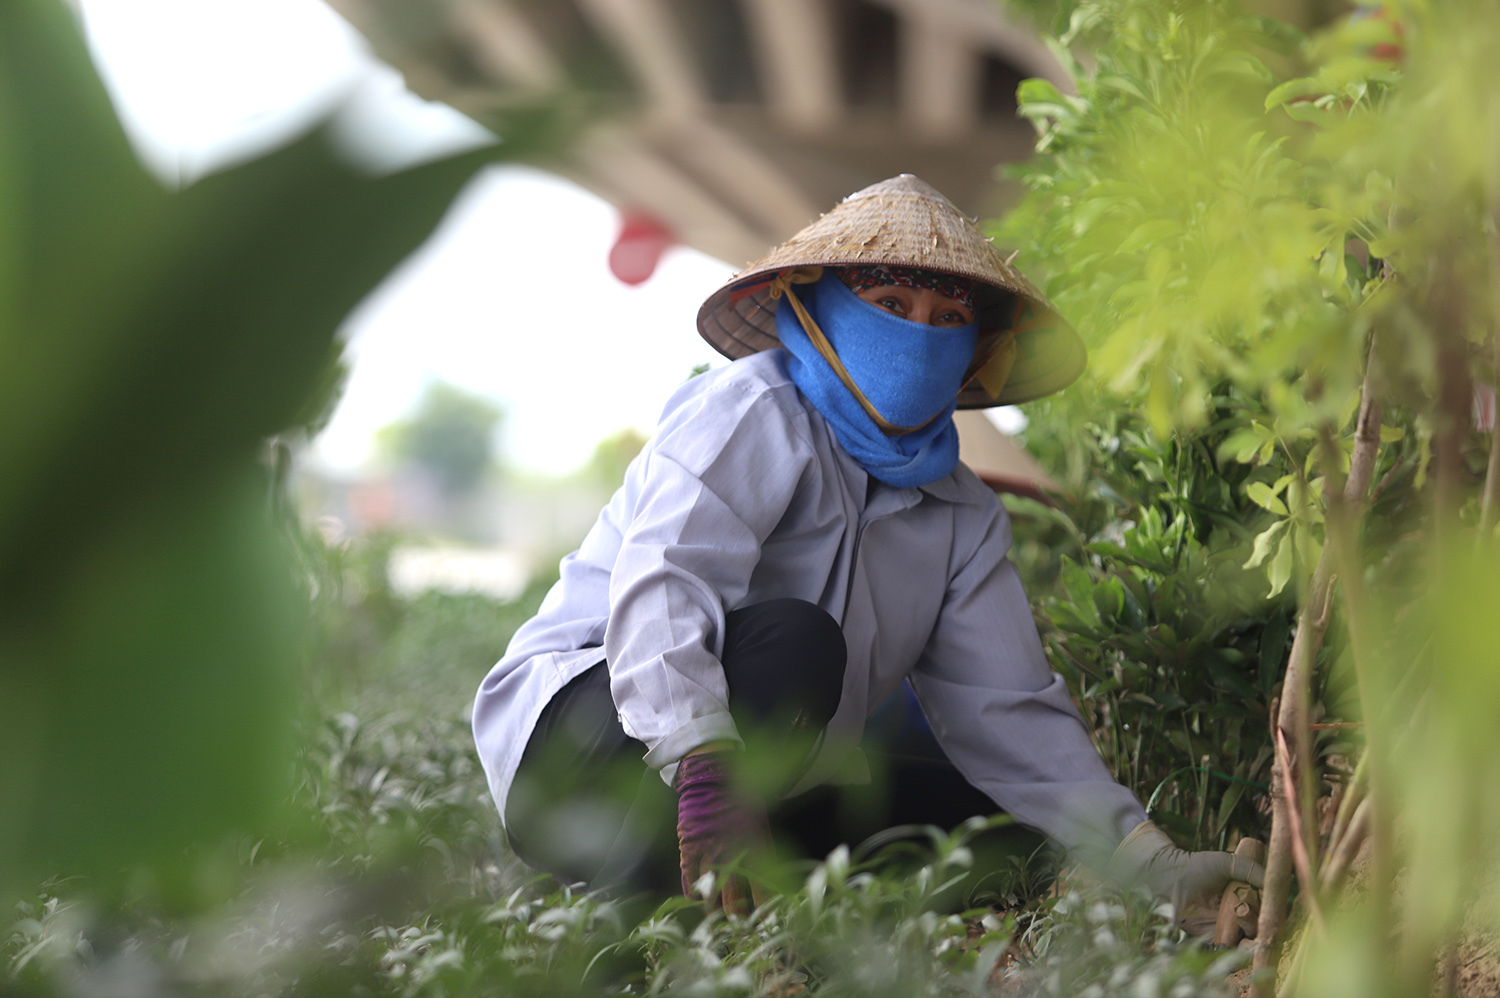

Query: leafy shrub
left=1006, top=395, right=1294, bottom=852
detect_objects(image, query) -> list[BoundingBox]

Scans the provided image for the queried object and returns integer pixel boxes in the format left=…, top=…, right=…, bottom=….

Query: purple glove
left=674, top=751, right=772, bottom=912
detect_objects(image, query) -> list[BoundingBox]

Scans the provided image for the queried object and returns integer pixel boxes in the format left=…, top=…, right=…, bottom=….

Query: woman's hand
left=1111, top=820, right=1266, bottom=908
left=673, top=749, right=772, bottom=914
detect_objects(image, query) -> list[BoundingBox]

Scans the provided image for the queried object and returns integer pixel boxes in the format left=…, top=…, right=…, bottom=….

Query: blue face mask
left=775, top=271, right=978, bottom=488
left=811, top=273, right=978, bottom=429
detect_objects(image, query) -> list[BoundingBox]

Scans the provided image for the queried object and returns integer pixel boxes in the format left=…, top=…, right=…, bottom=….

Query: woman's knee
left=722, top=598, right=847, bottom=726
left=505, top=663, right=640, bottom=879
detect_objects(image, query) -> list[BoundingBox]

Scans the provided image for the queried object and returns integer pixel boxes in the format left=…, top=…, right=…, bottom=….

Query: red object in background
left=1351, top=4, right=1404, bottom=63
left=609, top=209, right=676, bottom=285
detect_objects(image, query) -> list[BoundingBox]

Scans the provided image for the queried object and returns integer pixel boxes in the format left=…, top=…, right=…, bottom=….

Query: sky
left=76, top=0, right=733, bottom=477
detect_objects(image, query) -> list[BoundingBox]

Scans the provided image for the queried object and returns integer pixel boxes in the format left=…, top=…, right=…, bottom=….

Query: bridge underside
left=327, top=0, right=1063, bottom=266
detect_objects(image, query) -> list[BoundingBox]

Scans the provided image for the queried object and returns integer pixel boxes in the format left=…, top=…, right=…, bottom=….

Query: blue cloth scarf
left=775, top=271, right=977, bottom=488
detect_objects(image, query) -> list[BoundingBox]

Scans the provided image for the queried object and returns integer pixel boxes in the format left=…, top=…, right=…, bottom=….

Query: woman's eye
left=877, top=297, right=905, bottom=314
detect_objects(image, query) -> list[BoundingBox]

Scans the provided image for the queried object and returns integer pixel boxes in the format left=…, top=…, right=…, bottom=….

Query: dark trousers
left=504, top=599, right=1040, bottom=894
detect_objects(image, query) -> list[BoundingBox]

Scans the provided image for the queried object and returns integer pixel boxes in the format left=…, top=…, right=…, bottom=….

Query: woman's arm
left=604, top=375, right=815, bottom=774
left=909, top=502, right=1149, bottom=855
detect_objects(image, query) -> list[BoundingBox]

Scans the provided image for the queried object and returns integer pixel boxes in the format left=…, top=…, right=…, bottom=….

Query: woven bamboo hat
left=696, top=174, right=1085, bottom=407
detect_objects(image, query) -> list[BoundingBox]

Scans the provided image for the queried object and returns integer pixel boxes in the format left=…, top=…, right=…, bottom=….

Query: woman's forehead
left=834, top=265, right=978, bottom=310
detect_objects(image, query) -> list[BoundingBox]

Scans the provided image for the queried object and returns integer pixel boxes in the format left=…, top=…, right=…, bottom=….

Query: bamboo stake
left=1251, top=340, right=1384, bottom=995
left=1430, top=274, right=1472, bottom=550
left=1481, top=216, right=1500, bottom=537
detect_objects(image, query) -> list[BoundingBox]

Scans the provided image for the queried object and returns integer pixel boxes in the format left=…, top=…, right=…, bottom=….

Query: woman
left=473, top=175, right=1261, bottom=909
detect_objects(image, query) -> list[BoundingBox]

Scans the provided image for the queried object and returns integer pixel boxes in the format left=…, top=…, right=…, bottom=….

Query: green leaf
left=1094, top=575, right=1127, bottom=623
left=1280, top=99, right=1343, bottom=128
left=1366, top=233, right=1399, bottom=259
left=1265, top=77, right=1325, bottom=110
left=1117, top=219, right=1184, bottom=254
left=1267, top=533, right=1295, bottom=597
left=1085, top=541, right=1133, bottom=560
left=1096, top=72, right=1150, bottom=101
left=1247, top=481, right=1289, bottom=516
left=1017, top=77, right=1070, bottom=110
left=1218, top=428, right=1264, bottom=465
left=0, top=0, right=508, bottom=899
left=1245, top=520, right=1289, bottom=569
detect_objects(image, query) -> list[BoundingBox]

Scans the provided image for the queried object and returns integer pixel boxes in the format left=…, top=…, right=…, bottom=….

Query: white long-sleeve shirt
left=471, top=350, right=1147, bottom=850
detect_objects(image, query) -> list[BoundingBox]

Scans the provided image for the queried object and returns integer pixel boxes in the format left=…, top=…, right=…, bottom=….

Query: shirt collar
left=917, top=463, right=990, bottom=506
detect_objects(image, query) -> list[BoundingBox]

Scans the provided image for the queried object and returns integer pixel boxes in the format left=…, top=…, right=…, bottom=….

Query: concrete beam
left=874, top=0, right=1071, bottom=91
left=572, top=124, right=767, bottom=266
left=446, top=0, right=563, bottom=91
left=574, top=0, right=705, bottom=117
left=740, top=0, right=841, bottom=133
left=653, top=117, right=821, bottom=240
left=900, top=16, right=982, bottom=142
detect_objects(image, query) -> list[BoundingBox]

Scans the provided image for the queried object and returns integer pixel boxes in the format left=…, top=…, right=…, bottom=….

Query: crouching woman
left=473, top=175, right=1262, bottom=911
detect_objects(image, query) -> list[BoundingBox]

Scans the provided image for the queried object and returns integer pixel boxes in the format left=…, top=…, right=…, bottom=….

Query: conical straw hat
left=696, top=174, right=1085, bottom=407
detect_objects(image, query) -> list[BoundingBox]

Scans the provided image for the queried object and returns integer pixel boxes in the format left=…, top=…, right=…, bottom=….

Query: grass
left=4, top=548, right=1248, bottom=997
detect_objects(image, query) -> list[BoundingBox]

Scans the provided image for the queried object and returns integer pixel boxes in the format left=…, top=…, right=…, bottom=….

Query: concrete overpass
left=324, top=0, right=1065, bottom=268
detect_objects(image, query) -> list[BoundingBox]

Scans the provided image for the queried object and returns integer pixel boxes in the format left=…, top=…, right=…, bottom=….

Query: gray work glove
left=1110, top=820, right=1265, bottom=909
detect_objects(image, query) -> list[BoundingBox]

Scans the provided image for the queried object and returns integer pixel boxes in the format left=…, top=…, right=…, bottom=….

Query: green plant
left=1012, top=885, right=1245, bottom=997
left=996, top=0, right=1500, bottom=993
left=0, top=0, right=511, bottom=903
left=1018, top=410, right=1283, bottom=852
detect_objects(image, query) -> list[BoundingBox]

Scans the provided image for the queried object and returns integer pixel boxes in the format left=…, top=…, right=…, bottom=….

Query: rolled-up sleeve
left=605, top=380, right=814, bottom=771
left=910, top=504, right=1147, bottom=853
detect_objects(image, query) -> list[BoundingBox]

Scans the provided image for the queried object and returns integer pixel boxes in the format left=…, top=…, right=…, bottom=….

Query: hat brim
left=696, top=265, right=1087, bottom=408
left=695, top=174, right=1088, bottom=407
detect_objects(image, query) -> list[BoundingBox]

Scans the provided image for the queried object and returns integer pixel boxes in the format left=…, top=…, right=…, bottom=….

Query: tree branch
left=1251, top=336, right=1384, bottom=995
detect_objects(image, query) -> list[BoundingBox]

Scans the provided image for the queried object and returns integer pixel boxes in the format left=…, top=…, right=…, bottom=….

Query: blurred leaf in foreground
left=0, top=0, right=509, bottom=902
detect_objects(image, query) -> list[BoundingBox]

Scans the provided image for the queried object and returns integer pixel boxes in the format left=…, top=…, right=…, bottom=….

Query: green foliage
left=997, top=0, right=1384, bottom=441
left=999, top=0, right=1500, bottom=992
left=6, top=542, right=1242, bottom=997
left=380, top=382, right=505, bottom=496
left=0, top=0, right=585, bottom=905
left=1014, top=886, right=1244, bottom=996
left=1008, top=395, right=1289, bottom=851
